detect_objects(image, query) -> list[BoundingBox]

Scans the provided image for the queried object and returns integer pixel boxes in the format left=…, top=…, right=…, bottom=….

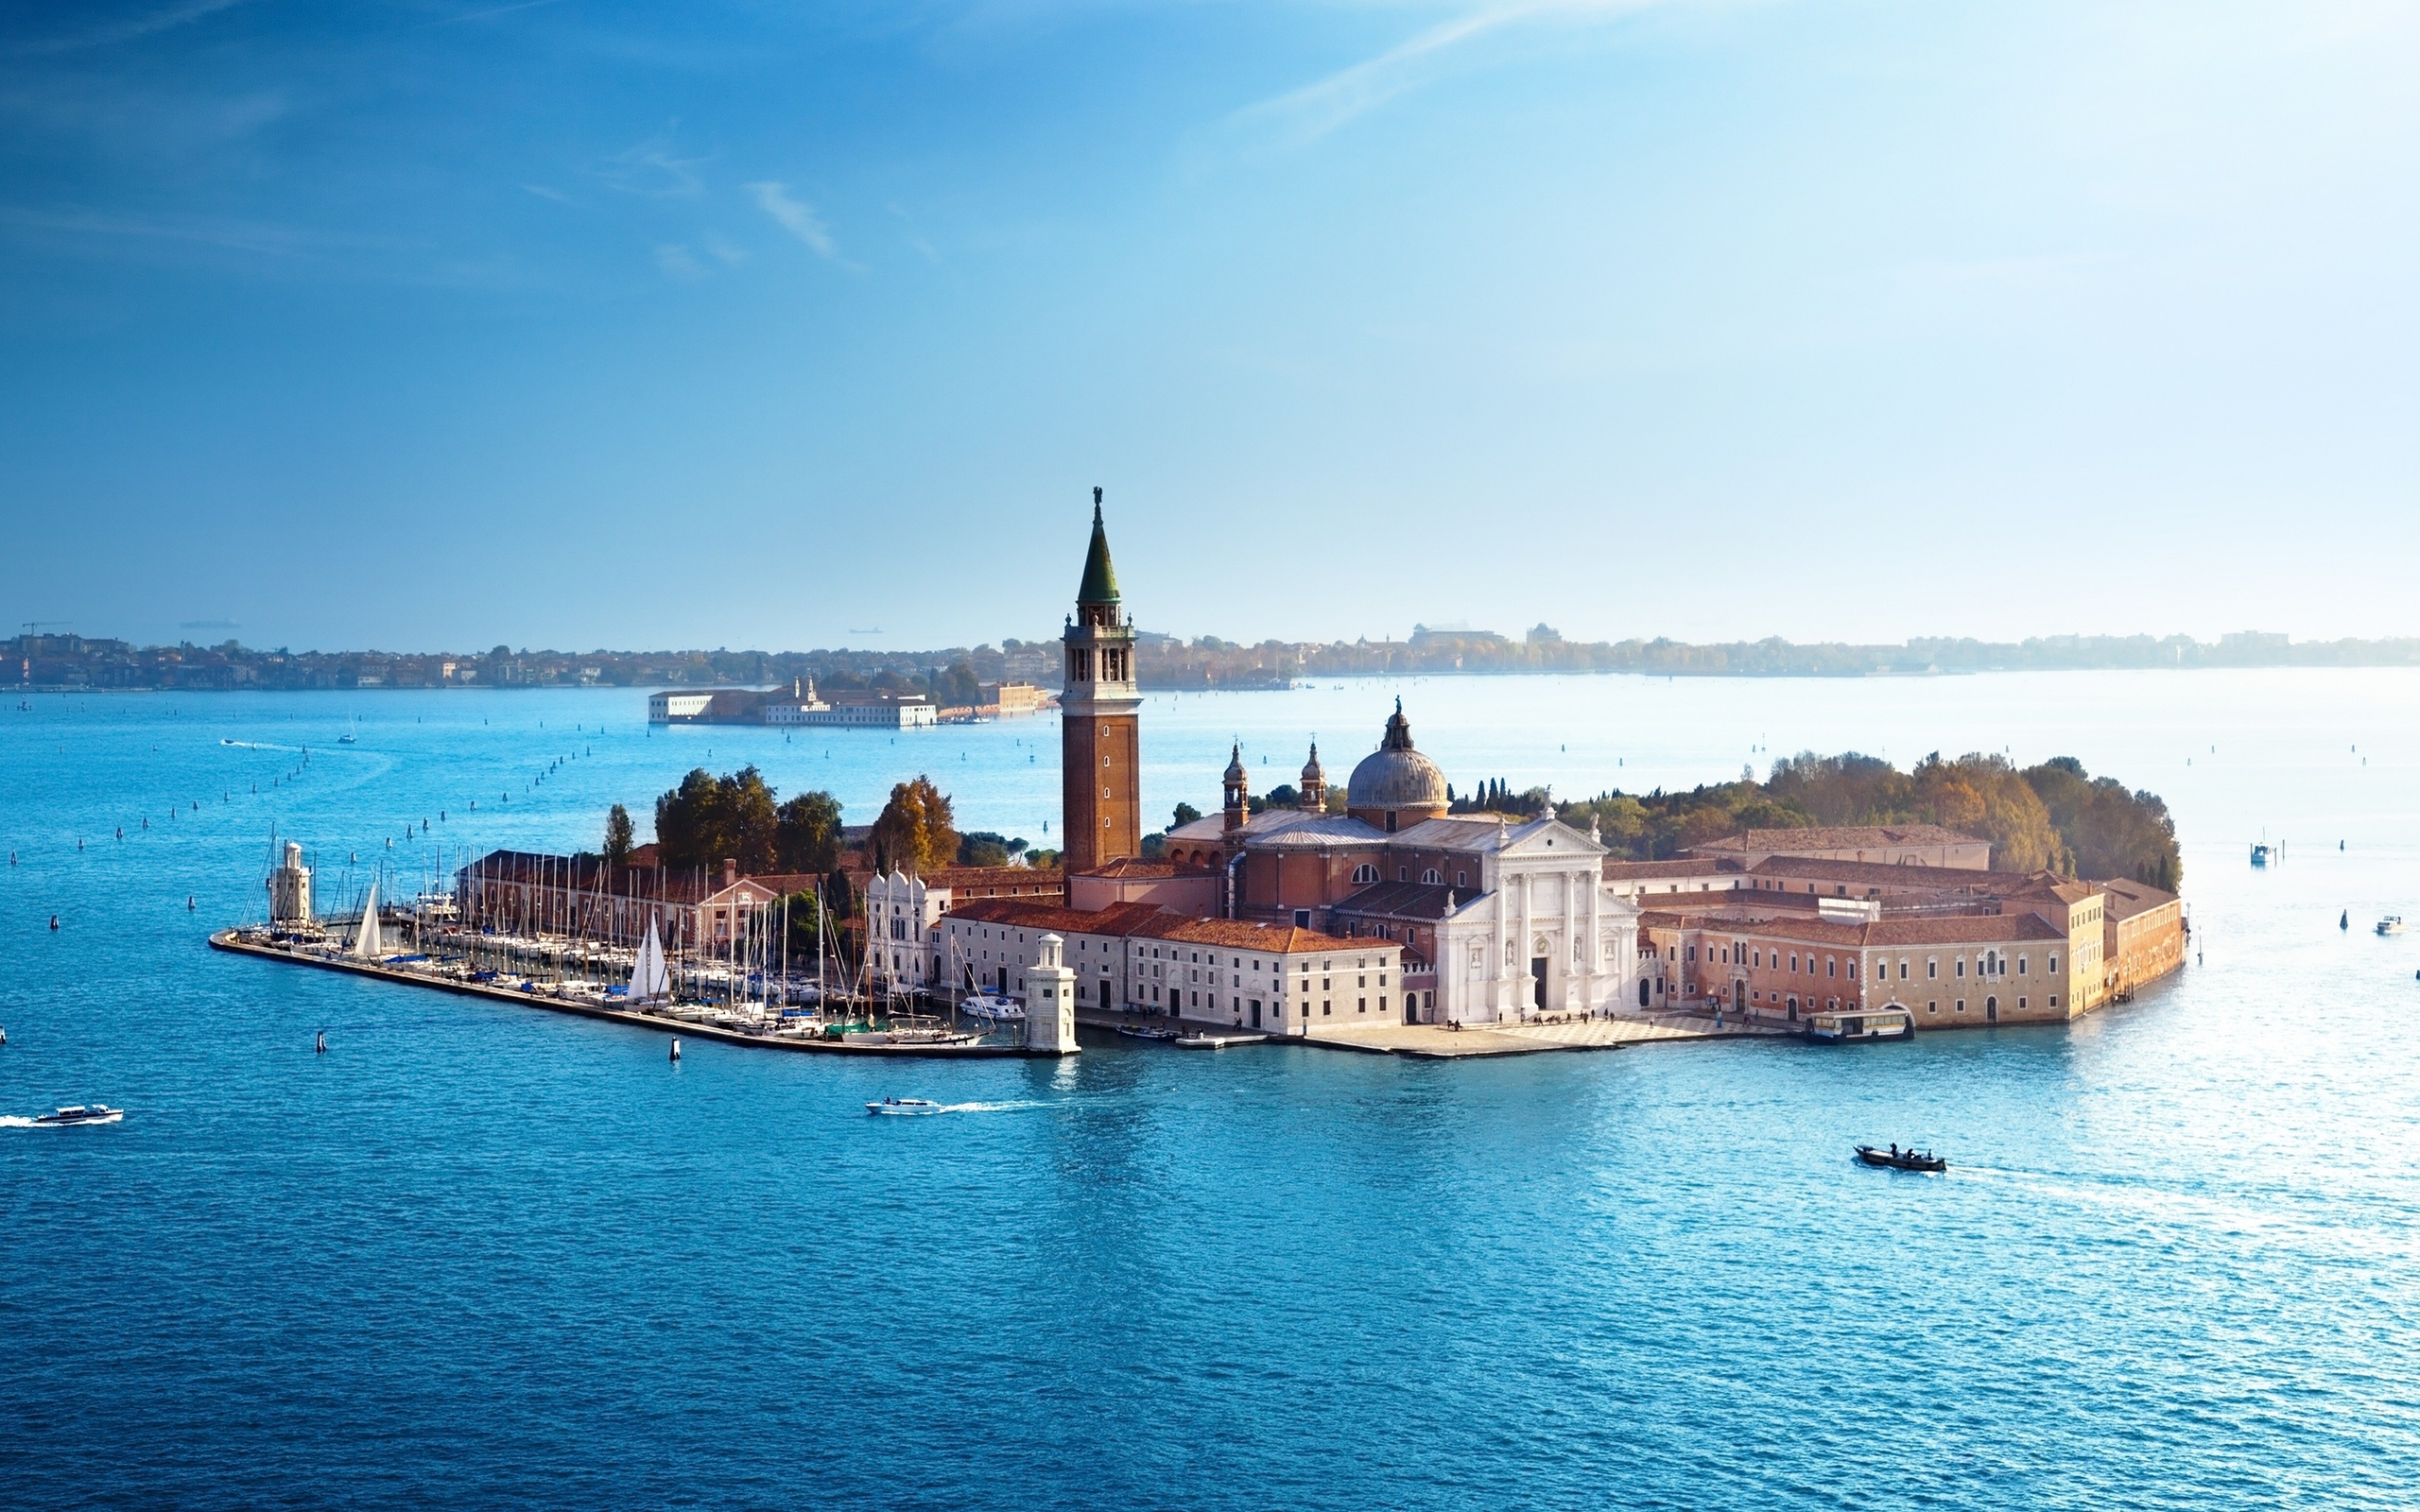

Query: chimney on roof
left=722, top=858, right=738, bottom=888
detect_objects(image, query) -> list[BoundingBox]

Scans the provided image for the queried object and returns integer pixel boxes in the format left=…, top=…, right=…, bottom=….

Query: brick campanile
left=1061, top=490, right=1142, bottom=872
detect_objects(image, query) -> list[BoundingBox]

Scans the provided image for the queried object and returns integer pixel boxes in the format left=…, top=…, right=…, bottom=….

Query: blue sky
left=2, top=0, right=2414, bottom=653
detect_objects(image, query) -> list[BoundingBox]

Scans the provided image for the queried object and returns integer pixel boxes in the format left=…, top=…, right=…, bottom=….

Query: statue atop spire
left=1078, top=489, right=1119, bottom=608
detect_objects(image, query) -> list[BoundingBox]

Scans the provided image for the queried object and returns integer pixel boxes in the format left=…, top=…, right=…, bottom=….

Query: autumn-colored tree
left=869, top=775, right=959, bottom=876
left=1911, top=753, right=2057, bottom=873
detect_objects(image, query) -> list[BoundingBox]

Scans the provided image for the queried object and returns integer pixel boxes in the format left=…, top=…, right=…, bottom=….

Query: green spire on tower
left=1078, top=489, right=1120, bottom=606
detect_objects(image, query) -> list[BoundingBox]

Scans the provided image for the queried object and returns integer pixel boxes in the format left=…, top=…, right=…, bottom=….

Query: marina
left=207, top=928, right=1046, bottom=1057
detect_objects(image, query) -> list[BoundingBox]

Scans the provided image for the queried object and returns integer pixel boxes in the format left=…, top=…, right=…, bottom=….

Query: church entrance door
left=1530, top=957, right=1547, bottom=1012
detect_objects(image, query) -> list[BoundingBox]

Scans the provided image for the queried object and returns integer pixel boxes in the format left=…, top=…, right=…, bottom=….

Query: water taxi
left=2379, top=917, right=2407, bottom=936
left=865, top=1097, right=944, bottom=1116
left=1806, top=1006, right=1914, bottom=1043
left=33, top=1105, right=123, bottom=1126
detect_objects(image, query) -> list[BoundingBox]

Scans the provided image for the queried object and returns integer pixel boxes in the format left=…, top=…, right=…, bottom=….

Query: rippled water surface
left=4, top=673, right=2418, bottom=1508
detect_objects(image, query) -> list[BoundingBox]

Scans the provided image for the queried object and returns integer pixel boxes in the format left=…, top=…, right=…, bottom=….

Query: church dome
left=1301, top=742, right=1324, bottom=785
left=1346, top=700, right=1447, bottom=816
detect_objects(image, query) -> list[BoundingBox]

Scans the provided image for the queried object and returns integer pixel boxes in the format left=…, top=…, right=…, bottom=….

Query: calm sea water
left=4, top=672, right=2418, bottom=1509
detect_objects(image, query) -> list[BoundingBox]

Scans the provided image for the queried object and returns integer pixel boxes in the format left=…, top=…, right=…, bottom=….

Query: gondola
left=1856, top=1143, right=1945, bottom=1173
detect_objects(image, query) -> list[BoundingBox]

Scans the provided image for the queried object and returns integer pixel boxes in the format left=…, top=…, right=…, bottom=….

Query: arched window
left=1351, top=864, right=1379, bottom=885
left=1423, top=868, right=1441, bottom=885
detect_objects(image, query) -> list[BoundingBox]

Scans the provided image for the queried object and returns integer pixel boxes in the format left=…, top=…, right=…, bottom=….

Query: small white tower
left=268, top=841, right=312, bottom=924
left=1028, top=933, right=1080, bottom=1057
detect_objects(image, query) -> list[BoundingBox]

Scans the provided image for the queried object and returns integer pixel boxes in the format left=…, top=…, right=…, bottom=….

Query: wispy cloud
left=887, top=201, right=941, bottom=266
left=7, top=0, right=257, bottom=56
left=654, top=244, right=709, bottom=281
left=701, top=230, right=748, bottom=266
left=0, top=204, right=385, bottom=259
left=598, top=133, right=711, bottom=198
left=521, top=182, right=572, bottom=204
left=425, top=0, right=565, bottom=26
left=743, top=180, right=844, bottom=262
left=1233, top=0, right=1665, bottom=147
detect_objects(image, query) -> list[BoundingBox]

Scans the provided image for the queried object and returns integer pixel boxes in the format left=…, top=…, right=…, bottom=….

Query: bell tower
left=1061, top=489, right=1142, bottom=873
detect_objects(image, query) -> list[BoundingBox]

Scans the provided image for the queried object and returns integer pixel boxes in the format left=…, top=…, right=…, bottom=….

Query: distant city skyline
left=4, top=1, right=2415, bottom=650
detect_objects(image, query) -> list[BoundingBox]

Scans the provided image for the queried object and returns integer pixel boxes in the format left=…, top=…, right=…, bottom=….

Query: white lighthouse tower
left=1027, top=933, right=1080, bottom=1057
left=268, top=841, right=313, bottom=925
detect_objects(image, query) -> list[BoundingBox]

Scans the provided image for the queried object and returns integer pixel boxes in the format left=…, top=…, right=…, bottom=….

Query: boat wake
left=935, top=1100, right=1048, bottom=1115
left=1951, top=1162, right=2420, bottom=1264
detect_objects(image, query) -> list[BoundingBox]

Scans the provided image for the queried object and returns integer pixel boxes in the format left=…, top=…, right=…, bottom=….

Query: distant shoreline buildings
left=10, top=625, right=2419, bottom=695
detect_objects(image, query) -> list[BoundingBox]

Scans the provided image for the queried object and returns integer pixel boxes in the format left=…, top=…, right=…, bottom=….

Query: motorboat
left=2379, top=917, right=2407, bottom=936
left=33, top=1105, right=123, bottom=1126
left=1856, top=1143, right=1945, bottom=1173
left=959, top=993, right=1025, bottom=1022
left=866, top=1097, right=944, bottom=1116
left=1116, top=1024, right=1179, bottom=1041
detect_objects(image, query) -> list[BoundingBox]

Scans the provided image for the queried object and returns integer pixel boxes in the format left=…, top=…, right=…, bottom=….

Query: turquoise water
left=4, top=673, right=2418, bottom=1508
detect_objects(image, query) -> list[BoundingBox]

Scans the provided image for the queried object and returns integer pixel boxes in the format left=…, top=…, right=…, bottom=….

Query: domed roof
left=1346, top=699, right=1446, bottom=812
left=1301, top=741, right=1324, bottom=784
left=1223, top=741, right=1246, bottom=782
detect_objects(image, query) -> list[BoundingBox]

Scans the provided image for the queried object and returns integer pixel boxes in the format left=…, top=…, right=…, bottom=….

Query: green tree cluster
left=957, top=830, right=1029, bottom=868
left=2019, top=757, right=2183, bottom=891
left=652, top=766, right=845, bottom=875
left=602, top=803, right=634, bottom=865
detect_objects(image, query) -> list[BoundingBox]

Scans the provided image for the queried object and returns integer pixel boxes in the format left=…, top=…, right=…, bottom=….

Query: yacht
left=959, top=993, right=1025, bottom=1022
left=2379, top=917, right=2407, bottom=936
left=33, top=1105, right=123, bottom=1125
left=865, top=1097, right=944, bottom=1116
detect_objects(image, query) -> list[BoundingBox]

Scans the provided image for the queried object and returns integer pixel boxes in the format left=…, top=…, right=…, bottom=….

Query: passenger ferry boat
left=1805, top=1005, right=1914, bottom=1043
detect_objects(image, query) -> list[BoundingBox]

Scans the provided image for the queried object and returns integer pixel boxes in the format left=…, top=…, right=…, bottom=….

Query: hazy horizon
left=5, top=1, right=2414, bottom=652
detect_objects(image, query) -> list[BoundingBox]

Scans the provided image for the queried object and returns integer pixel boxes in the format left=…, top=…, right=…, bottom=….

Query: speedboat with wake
left=33, top=1105, right=123, bottom=1126
left=866, top=1097, right=944, bottom=1116
left=1856, top=1143, right=1945, bottom=1173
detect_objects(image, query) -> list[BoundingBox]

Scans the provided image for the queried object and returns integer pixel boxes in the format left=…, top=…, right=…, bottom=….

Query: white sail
left=352, top=878, right=383, bottom=959
left=630, top=918, right=670, bottom=1002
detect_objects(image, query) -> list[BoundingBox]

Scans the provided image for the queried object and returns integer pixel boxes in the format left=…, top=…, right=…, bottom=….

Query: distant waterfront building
left=647, top=689, right=775, bottom=724
left=978, top=681, right=1046, bottom=717
left=761, top=679, right=938, bottom=730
